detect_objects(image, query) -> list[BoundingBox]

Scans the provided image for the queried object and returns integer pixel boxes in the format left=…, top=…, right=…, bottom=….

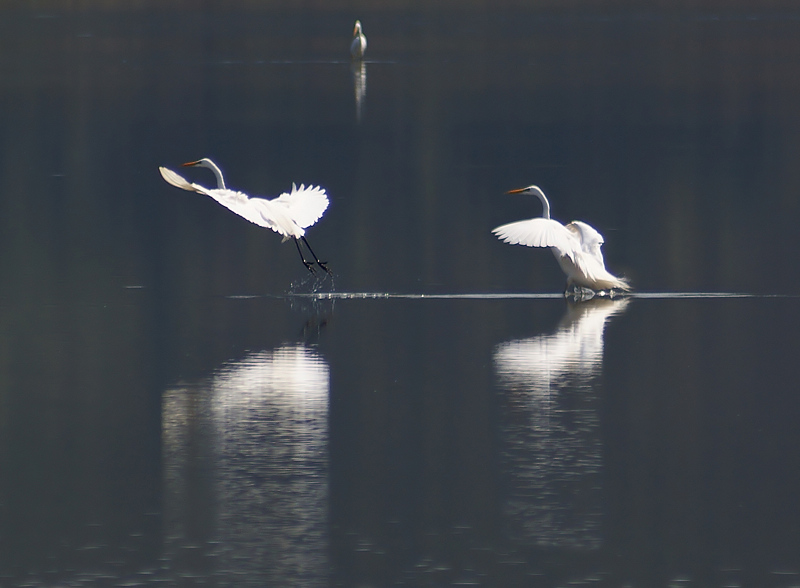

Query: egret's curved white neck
left=530, top=186, right=551, bottom=220
left=198, top=159, right=226, bottom=189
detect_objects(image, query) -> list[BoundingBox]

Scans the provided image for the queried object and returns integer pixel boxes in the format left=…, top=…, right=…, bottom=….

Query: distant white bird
left=159, top=158, right=330, bottom=274
left=350, top=20, right=367, bottom=59
left=492, top=185, right=629, bottom=293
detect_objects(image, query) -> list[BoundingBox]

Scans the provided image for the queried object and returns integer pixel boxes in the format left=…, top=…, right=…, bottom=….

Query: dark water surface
left=2, top=3, right=800, bottom=587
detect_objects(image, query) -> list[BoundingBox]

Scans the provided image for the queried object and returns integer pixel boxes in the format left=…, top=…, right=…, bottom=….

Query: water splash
left=279, top=291, right=789, bottom=301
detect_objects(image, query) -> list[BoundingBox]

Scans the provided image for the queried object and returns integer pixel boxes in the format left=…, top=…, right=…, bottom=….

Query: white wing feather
left=562, top=221, right=629, bottom=290
left=492, top=191, right=629, bottom=291
left=160, top=168, right=328, bottom=238
left=271, top=183, right=329, bottom=229
left=159, top=166, right=210, bottom=195
left=492, top=217, right=581, bottom=262
left=159, top=167, right=267, bottom=227
left=206, top=189, right=279, bottom=229
left=567, top=220, right=605, bottom=265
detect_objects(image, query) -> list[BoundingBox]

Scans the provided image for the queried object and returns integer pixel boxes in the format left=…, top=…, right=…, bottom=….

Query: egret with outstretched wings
left=159, top=158, right=330, bottom=274
left=492, top=185, right=629, bottom=293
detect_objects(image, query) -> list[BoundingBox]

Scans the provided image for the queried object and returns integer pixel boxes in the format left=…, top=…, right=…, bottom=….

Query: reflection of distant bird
left=350, top=60, right=367, bottom=123
left=492, top=185, right=629, bottom=294
left=350, top=20, right=367, bottom=59
left=159, top=158, right=330, bottom=274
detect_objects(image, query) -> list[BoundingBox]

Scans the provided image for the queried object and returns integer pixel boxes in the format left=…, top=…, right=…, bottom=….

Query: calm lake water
left=2, top=3, right=800, bottom=587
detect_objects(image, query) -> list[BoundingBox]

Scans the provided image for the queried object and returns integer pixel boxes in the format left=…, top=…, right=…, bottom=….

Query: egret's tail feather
left=615, top=275, right=632, bottom=291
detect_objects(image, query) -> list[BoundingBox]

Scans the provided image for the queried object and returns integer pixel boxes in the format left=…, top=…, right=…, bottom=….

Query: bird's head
left=506, top=185, right=550, bottom=218
left=182, top=158, right=212, bottom=169
left=506, top=185, right=542, bottom=196
left=353, top=20, right=362, bottom=35
left=180, top=158, right=225, bottom=189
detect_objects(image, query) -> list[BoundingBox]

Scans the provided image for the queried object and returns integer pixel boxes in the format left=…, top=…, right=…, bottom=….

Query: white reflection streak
left=163, top=345, right=330, bottom=586
left=494, top=298, right=629, bottom=549
left=351, top=61, right=366, bottom=123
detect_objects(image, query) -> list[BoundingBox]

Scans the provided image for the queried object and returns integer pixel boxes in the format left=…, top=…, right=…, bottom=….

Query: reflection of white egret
left=494, top=298, right=629, bottom=549
left=350, top=20, right=367, bottom=60
left=492, top=185, right=630, bottom=293
left=162, top=345, right=330, bottom=586
left=159, top=159, right=330, bottom=274
left=350, top=60, right=367, bottom=123
left=495, top=298, right=630, bottom=386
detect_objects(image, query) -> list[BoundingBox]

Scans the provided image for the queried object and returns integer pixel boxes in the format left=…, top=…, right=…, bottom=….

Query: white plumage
left=159, top=158, right=330, bottom=274
left=350, top=20, right=367, bottom=59
left=493, top=185, right=629, bottom=293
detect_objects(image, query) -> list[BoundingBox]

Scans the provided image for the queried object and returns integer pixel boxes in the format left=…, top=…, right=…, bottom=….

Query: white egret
left=492, top=185, right=629, bottom=293
left=350, top=20, right=367, bottom=59
left=159, top=158, right=330, bottom=274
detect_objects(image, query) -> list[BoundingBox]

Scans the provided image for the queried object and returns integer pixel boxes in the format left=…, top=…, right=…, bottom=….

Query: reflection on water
left=494, top=299, right=629, bottom=549
left=351, top=61, right=367, bottom=123
left=163, top=345, right=330, bottom=586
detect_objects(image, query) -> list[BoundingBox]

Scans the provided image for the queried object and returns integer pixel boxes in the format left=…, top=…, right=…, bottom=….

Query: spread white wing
left=160, top=167, right=328, bottom=238
left=159, top=166, right=209, bottom=195
left=492, top=217, right=581, bottom=262
left=567, top=220, right=605, bottom=266
left=160, top=166, right=268, bottom=228
left=270, top=183, right=329, bottom=230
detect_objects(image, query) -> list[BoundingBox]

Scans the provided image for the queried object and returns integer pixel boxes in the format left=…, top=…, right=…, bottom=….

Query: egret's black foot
left=303, top=260, right=317, bottom=274
left=317, top=261, right=332, bottom=275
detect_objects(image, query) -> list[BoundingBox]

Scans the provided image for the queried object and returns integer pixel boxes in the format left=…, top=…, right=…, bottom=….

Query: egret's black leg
left=301, top=236, right=331, bottom=274
left=294, top=238, right=316, bottom=273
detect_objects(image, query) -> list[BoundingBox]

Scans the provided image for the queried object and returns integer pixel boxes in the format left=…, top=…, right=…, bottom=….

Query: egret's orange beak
left=181, top=160, right=201, bottom=167
left=506, top=187, right=527, bottom=194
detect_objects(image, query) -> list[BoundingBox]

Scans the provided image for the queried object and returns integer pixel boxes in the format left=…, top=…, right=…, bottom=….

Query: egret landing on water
left=350, top=20, right=367, bottom=59
left=492, top=185, right=630, bottom=296
left=159, top=158, right=331, bottom=274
